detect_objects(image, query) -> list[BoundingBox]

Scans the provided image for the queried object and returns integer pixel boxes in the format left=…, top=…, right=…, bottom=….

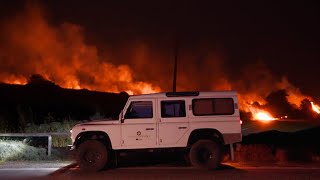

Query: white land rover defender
left=70, top=91, right=242, bottom=171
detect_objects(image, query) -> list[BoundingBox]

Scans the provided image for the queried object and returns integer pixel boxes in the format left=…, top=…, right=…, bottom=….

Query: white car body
left=71, top=91, right=242, bottom=150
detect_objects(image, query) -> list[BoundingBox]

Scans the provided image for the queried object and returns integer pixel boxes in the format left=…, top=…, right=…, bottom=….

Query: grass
left=0, top=139, right=69, bottom=161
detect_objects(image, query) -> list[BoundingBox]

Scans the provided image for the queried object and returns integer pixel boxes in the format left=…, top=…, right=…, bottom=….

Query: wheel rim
left=83, top=150, right=102, bottom=165
left=198, top=148, right=213, bottom=164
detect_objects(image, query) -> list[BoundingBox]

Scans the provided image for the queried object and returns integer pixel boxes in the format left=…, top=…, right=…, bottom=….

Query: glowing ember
left=311, top=102, right=320, bottom=114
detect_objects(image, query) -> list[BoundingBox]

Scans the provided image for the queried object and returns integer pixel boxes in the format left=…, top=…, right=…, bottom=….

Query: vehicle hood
left=75, top=119, right=119, bottom=127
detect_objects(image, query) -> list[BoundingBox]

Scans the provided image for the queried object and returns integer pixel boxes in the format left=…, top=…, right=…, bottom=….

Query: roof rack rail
left=166, top=91, right=199, bottom=97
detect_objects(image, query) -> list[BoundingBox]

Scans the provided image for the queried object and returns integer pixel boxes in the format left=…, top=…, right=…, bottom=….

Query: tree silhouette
left=265, top=90, right=294, bottom=117
left=27, top=74, right=58, bottom=88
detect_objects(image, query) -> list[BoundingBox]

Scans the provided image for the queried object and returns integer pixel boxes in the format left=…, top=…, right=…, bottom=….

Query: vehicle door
left=121, top=99, right=157, bottom=148
left=158, top=98, right=189, bottom=146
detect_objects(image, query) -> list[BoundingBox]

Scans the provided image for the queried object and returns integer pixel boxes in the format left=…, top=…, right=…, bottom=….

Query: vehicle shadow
left=114, top=151, right=188, bottom=168
left=111, top=151, right=238, bottom=171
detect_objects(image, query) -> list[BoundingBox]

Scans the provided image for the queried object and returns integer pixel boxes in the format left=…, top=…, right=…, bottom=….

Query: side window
left=124, top=101, right=153, bottom=119
left=161, top=100, right=186, bottom=118
left=192, top=98, right=234, bottom=116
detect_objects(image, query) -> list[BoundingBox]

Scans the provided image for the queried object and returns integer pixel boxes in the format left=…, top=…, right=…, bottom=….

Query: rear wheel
left=77, top=140, right=108, bottom=171
left=189, top=140, right=222, bottom=170
left=182, top=150, right=191, bottom=166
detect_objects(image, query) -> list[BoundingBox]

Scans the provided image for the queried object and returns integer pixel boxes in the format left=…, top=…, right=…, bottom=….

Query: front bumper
left=68, top=144, right=76, bottom=151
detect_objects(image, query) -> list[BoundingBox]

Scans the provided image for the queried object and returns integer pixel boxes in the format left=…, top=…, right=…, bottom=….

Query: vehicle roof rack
left=166, top=91, right=199, bottom=97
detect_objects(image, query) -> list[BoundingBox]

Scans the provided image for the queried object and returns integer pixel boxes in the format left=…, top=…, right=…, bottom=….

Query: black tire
left=183, top=151, right=191, bottom=166
left=189, top=139, right=222, bottom=170
left=77, top=140, right=108, bottom=172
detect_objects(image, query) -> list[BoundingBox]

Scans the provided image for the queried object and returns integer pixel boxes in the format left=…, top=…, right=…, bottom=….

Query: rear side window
left=192, top=98, right=234, bottom=116
left=161, top=100, right=186, bottom=118
left=124, top=101, right=153, bottom=119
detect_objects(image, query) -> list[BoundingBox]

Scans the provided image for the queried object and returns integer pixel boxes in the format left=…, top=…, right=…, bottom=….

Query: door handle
left=146, top=128, right=154, bottom=130
left=178, top=127, right=187, bottom=129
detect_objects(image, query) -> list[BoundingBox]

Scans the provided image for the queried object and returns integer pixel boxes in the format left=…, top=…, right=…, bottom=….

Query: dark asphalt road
left=49, top=164, right=320, bottom=180
left=0, top=167, right=58, bottom=180
left=2, top=163, right=319, bottom=180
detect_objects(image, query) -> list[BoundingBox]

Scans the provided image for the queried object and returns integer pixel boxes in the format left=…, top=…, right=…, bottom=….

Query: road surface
left=1, top=163, right=320, bottom=180
left=50, top=165, right=320, bottom=180
left=0, top=167, right=58, bottom=179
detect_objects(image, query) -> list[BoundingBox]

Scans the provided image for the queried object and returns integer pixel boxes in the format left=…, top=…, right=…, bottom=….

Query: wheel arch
left=187, top=128, right=224, bottom=147
left=74, top=131, right=112, bottom=149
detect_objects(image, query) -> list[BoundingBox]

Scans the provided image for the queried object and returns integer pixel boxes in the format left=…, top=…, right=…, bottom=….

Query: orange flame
left=254, top=112, right=277, bottom=122
left=311, top=102, right=320, bottom=114
left=2, top=76, right=27, bottom=85
left=250, top=107, right=278, bottom=122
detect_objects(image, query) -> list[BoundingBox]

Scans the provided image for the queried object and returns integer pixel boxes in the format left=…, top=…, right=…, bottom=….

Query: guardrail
left=0, top=132, right=70, bottom=156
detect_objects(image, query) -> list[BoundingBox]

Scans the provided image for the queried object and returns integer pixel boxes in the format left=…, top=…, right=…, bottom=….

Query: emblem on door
left=137, top=131, right=141, bottom=136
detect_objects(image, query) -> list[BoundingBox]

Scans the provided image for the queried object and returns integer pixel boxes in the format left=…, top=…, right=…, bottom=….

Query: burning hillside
left=0, top=2, right=320, bottom=121
left=0, top=3, right=161, bottom=95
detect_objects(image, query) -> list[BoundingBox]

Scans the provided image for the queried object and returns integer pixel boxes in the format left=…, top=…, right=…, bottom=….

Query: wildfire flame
left=250, top=101, right=320, bottom=121
left=2, top=76, right=28, bottom=85
left=250, top=106, right=278, bottom=122
left=311, top=102, right=320, bottom=114
left=5, top=79, right=27, bottom=85
left=254, top=112, right=277, bottom=122
left=1, top=2, right=320, bottom=118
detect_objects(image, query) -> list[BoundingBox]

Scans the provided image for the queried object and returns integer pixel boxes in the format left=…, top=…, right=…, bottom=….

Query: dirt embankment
left=230, top=127, right=320, bottom=163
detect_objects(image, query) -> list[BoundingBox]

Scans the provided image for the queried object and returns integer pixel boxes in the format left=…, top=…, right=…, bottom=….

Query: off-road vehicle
left=70, top=91, right=242, bottom=171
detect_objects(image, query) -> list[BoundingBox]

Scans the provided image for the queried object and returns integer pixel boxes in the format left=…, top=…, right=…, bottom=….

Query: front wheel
left=77, top=140, right=108, bottom=171
left=189, top=140, right=222, bottom=170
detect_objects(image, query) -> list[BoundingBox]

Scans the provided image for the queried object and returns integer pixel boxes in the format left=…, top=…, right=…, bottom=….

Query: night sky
left=1, top=1, right=320, bottom=101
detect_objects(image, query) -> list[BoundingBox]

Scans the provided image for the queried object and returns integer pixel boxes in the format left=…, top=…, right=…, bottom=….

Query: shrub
left=25, top=120, right=80, bottom=133
left=25, top=120, right=83, bottom=147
